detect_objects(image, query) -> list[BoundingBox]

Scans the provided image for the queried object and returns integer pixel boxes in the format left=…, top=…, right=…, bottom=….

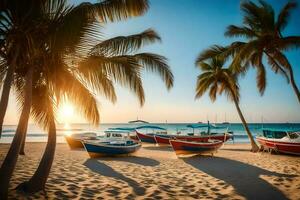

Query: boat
left=155, top=133, right=232, bottom=145
left=105, top=128, right=138, bottom=140
left=170, top=139, right=223, bottom=156
left=65, top=132, right=97, bottom=149
left=154, top=123, right=233, bottom=146
left=256, top=129, right=300, bottom=156
left=135, top=125, right=167, bottom=143
left=82, top=140, right=141, bottom=158
left=128, top=119, right=149, bottom=124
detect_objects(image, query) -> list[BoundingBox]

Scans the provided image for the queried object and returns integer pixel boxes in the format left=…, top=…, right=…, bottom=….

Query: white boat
left=256, top=129, right=300, bottom=156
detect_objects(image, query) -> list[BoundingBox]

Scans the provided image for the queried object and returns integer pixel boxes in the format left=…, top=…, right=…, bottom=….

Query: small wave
left=2, top=129, right=16, bottom=133
left=1, top=133, right=66, bottom=137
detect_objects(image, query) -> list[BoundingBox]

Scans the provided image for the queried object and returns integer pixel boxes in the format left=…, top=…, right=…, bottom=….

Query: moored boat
left=256, top=129, right=300, bottom=156
left=153, top=122, right=233, bottom=146
left=154, top=135, right=174, bottom=145
left=65, top=132, right=97, bottom=149
left=82, top=140, right=141, bottom=158
left=136, top=131, right=156, bottom=143
left=170, top=139, right=223, bottom=156
left=135, top=125, right=167, bottom=143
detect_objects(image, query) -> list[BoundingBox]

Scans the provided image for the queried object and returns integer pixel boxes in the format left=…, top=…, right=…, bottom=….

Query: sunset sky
left=4, top=0, right=300, bottom=124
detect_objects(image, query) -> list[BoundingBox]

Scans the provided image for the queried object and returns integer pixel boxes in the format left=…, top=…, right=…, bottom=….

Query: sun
left=59, top=103, right=75, bottom=129
left=61, top=103, right=74, bottom=118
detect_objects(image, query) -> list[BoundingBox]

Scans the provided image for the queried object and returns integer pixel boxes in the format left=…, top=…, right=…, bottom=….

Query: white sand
left=0, top=142, right=299, bottom=199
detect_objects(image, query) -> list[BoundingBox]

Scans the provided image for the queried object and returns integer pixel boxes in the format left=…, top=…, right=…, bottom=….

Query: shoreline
left=1, top=143, right=299, bottom=199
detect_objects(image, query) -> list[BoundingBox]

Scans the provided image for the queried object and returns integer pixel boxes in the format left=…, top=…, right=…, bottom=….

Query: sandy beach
left=0, top=142, right=299, bottom=200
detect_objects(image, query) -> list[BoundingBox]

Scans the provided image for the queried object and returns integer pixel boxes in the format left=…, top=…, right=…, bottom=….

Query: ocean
left=1, top=123, right=300, bottom=144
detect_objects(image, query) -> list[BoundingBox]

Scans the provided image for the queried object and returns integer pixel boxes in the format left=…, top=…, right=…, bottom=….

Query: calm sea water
left=1, top=123, right=300, bottom=144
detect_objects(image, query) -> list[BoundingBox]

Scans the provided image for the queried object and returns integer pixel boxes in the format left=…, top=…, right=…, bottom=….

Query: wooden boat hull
left=83, top=141, right=142, bottom=158
left=65, top=136, right=84, bottom=149
left=170, top=139, right=223, bottom=156
left=155, top=134, right=232, bottom=146
left=257, top=137, right=300, bottom=156
left=136, top=131, right=157, bottom=143
left=154, top=135, right=174, bottom=145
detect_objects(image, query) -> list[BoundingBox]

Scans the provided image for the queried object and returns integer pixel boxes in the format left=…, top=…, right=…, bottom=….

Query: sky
left=3, top=0, right=300, bottom=124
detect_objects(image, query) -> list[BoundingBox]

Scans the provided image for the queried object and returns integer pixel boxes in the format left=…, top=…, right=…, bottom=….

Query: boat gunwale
left=169, top=139, right=223, bottom=146
left=82, top=140, right=142, bottom=149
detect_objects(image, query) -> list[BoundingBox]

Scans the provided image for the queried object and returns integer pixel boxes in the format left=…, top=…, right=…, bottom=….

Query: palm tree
left=0, top=0, right=158, bottom=198
left=224, top=0, right=300, bottom=102
left=18, top=28, right=173, bottom=194
left=0, top=0, right=31, bottom=138
left=0, top=0, right=173, bottom=197
left=195, top=57, right=259, bottom=152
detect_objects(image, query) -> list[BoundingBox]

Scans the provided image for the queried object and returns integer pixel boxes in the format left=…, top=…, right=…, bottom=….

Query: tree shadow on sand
left=183, top=156, right=297, bottom=200
left=83, top=159, right=146, bottom=195
left=99, top=156, right=160, bottom=167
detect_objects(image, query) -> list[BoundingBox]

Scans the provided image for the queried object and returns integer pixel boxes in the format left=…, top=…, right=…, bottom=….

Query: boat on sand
left=65, top=132, right=97, bottom=149
left=256, top=129, right=300, bottom=156
left=82, top=140, right=141, bottom=158
left=170, top=139, right=223, bottom=156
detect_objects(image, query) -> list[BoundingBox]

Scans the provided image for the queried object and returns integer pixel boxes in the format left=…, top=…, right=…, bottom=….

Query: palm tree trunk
left=16, top=118, right=56, bottom=193
left=0, top=48, right=19, bottom=138
left=19, top=123, right=29, bottom=155
left=232, top=96, right=259, bottom=152
left=0, top=67, right=33, bottom=199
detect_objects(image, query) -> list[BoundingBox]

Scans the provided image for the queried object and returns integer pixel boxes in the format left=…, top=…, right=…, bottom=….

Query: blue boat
left=82, top=140, right=141, bottom=158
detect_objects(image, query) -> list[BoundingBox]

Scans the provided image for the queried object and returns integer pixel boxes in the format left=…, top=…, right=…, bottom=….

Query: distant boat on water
left=222, top=113, right=230, bottom=125
left=128, top=119, right=149, bottom=124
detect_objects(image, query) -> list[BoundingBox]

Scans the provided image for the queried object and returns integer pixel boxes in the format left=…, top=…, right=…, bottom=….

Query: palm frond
left=195, top=74, right=214, bottom=99
left=79, top=55, right=145, bottom=105
left=130, top=53, right=173, bottom=90
left=30, top=85, right=56, bottom=131
left=251, top=52, right=266, bottom=95
left=91, top=29, right=161, bottom=56
left=276, top=1, right=297, bottom=33
left=276, top=36, right=300, bottom=50
left=94, top=0, right=149, bottom=22
left=225, top=25, right=257, bottom=38
left=76, top=61, right=117, bottom=103
left=195, top=45, right=227, bottom=64
left=55, top=68, right=100, bottom=125
left=264, top=51, right=289, bottom=83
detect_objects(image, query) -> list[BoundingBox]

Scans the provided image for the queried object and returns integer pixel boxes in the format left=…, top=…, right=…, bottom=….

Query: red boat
left=136, top=131, right=157, bottom=143
left=256, top=129, right=300, bottom=156
left=154, top=133, right=232, bottom=145
left=170, top=139, right=223, bottom=156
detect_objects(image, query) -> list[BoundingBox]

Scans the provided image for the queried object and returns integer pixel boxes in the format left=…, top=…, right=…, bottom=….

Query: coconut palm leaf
left=225, top=25, right=257, bottom=38
left=91, top=29, right=161, bottom=56
left=30, top=85, right=56, bottom=130
left=130, top=53, right=173, bottom=90
left=276, top=1, right=297, bottom=33
left=79, top=55, right=145, bottom=105
left=94, top=0, right=149, bottom=22
left=54, top=68, right=100, bottom=125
